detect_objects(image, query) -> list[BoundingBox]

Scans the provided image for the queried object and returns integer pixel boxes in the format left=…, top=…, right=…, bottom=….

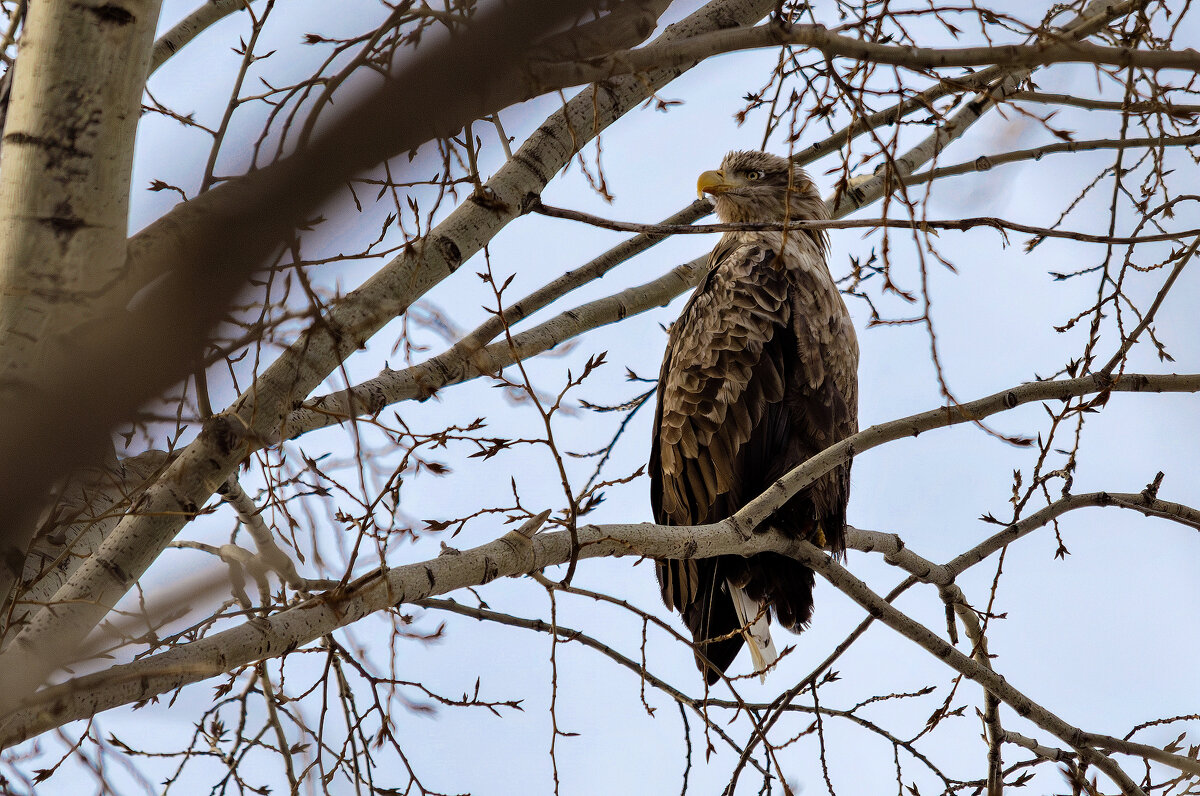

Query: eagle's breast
left=653, top=229, right=857, bottom=525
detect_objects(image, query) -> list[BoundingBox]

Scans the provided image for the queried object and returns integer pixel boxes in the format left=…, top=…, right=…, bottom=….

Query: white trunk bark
left=0, top=0, right=161, bottom=370
left=0, top=0, right=162, bottom=601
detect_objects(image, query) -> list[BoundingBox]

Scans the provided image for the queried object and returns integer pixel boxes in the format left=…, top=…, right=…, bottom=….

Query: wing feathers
left=650, top=232, right=858, bottom=682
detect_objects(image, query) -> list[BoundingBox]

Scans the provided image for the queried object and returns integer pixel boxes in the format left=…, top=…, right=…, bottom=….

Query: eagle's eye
left=744, top=169, right=765, bottom=181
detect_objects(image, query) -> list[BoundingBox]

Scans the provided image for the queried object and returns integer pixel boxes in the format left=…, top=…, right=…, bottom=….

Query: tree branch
left=535, top=7, right=1197, bottom=86
left=0, top=0, right=600, bottom=709
left=0, top=0, right=779, bottom=714
left=3, top=450, right=170, bottom=642
left=149, top=0, right=250, bottom=75
left=285, top=0, right=1141, bottom=443
left=532, top=201, right=1200, bottom=246
left=791, top=544, right=1148, bottom=795
left=906, top=134, right=1200, bottom=192
left=3, top=371, right=1197, bottom=748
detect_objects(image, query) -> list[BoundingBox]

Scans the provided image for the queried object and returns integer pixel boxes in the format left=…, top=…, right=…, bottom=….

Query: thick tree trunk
left=0, top=0, right=162, bottom=612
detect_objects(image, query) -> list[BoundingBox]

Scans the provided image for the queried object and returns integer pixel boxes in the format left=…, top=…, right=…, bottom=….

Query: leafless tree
left=0, top=0, right=1197, bottom=793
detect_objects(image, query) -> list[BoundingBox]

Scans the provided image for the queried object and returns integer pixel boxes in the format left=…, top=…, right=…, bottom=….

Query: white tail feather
left=727, top=582, right=777, bottom=682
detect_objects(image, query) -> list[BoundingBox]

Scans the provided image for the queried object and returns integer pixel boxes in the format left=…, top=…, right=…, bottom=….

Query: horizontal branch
left=1008, top=90, right=1200, bottom=116
left=1002, top=730, right=1074, bottom=763
left=538, top=12, right=1200, bottom=86
left=3, top=371, right=1198, bottom=747
left=945, top=490, right=1200, bottom=579
left=906, top=134, right=1200, bottom=190
left=533, top=201, right=1200, bottom=246
left=1086, top=732, right=1200, bottom=776
left=0, top=0, right=781, bottom=711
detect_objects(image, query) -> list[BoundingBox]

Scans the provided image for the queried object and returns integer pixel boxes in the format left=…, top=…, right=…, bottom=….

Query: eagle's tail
left=726, top=582, right=777, bottom=681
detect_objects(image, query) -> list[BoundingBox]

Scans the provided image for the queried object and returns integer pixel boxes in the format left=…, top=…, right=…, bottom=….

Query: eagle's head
left=697, top=150, right=825, bottom=225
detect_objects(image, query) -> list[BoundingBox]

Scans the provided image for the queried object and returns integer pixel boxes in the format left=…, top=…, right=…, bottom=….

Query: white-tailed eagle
left=650, top=150, right=859, bottom=684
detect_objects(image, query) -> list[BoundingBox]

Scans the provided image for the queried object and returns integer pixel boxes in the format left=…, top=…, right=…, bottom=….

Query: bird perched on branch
left=649, top=150, right=859, bottom=684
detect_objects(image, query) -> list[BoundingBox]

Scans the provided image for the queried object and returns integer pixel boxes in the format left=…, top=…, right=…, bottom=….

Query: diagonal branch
left=0, top=0, right=779, bottom=715
left=287, top=0, right=1139, bottom=443
left=790, top=542, right=1147, bottom=795
left=0, top=0, right=598, bottom=706
left=1100, top=235, right=1198, bottom=375
left=149, top=0, right=251, bottom=75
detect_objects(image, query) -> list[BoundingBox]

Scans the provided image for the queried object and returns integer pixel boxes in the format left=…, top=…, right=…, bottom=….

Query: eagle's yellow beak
left=697, top=169, right=731, bottom=198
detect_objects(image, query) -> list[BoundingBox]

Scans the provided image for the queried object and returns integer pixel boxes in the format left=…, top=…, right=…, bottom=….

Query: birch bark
left=0, top=0, right=162, bottom=603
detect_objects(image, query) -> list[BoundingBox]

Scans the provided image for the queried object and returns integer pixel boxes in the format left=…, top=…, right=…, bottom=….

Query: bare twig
left=4, top=372, right=1199, bottom=748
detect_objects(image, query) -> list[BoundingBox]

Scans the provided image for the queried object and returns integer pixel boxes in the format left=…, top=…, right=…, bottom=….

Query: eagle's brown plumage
left=650, top=150, right=859, bottom=684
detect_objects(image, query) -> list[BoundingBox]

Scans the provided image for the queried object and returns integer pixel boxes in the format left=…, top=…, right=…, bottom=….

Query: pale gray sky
left=23, top=0, right=1200, bottom=792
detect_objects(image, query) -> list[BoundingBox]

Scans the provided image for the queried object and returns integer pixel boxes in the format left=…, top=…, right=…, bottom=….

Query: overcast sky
left=19, top=0, right=1200, bottom=793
